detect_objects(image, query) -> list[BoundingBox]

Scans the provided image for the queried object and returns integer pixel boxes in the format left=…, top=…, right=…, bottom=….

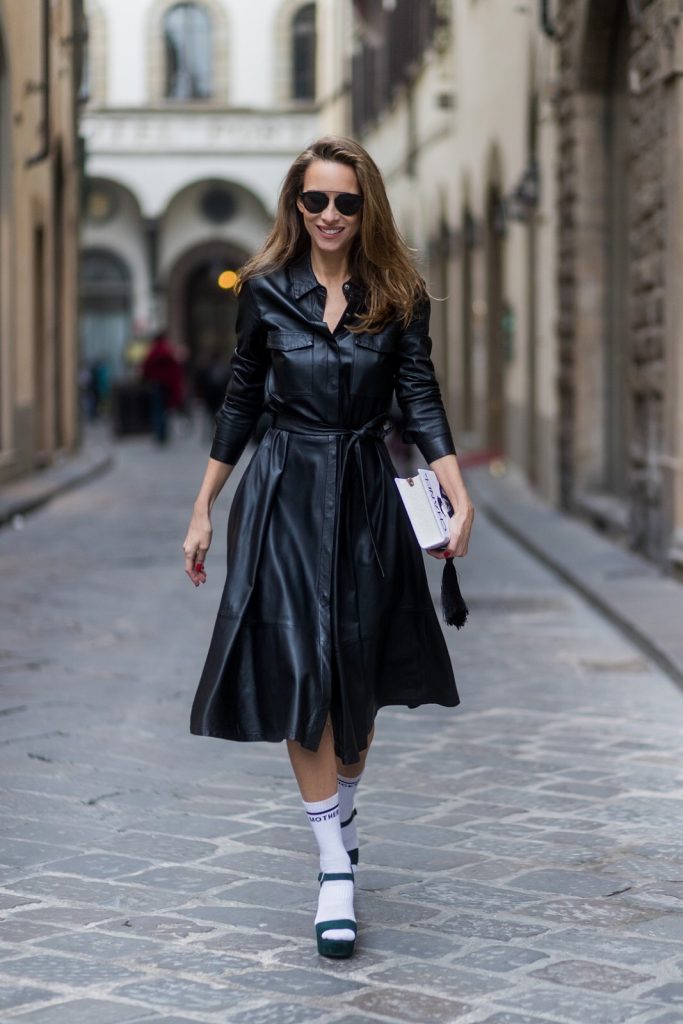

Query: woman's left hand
left=428, top=503, right=474, bottom=560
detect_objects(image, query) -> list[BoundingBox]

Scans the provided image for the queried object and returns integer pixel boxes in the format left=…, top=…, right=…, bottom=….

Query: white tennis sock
left=303, top=793, right=355, bottom=943
left=338, top=771, right=362, bottom=858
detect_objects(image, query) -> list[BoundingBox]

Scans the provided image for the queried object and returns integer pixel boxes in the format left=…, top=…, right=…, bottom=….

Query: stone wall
left=556, top=0, right=674, bottom=562
left=629, top=2, right=667, bottom=557
left=0, top=0, right=84, bottom=485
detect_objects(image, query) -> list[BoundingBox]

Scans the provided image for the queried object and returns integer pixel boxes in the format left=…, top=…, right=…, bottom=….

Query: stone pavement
left=0, top=429, right=112, bottom=528
left=1, top=426, right=682, bottom=1024
left=467, top=463, right=683, bottom=691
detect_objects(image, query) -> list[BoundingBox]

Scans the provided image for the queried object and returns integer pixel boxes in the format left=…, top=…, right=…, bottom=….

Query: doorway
left=485, top=185, right=505, bottom=452
left=79, top=249, right=133, bottom=379
left=183, top=257, right=239, bottom=366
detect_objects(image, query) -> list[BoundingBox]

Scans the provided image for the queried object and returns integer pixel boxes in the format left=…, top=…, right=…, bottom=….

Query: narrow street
left=1, top=428, right=682, bottom=1024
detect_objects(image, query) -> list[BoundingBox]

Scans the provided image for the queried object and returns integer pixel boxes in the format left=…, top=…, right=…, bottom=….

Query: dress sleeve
left=394, top=297, right=456, bottom=464
left=210, top=281, right=268, bottom=465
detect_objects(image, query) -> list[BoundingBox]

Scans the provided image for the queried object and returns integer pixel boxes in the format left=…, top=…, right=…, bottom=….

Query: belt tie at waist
left=271, top=412, right=393, bottom=577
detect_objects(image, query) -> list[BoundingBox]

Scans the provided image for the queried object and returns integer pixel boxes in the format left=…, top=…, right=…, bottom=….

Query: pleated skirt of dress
left=190, top=427, right=459, bottom=764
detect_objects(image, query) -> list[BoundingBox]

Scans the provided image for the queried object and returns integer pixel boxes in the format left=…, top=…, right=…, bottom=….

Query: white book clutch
left=394, top=469, right=453, bottom=550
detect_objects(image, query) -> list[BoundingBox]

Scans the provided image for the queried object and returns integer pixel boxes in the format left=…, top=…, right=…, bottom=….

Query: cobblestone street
left=1, top=429, right=683, bottom=1024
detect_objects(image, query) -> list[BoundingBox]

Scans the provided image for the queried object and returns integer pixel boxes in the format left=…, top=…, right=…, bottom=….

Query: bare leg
left=287, top=718, right=375, bottom=865
left=336, top=724, right=375, bottom=779
left=286, top=718, right=376, bottom=798
left=286, top=716, right=339, bottom=802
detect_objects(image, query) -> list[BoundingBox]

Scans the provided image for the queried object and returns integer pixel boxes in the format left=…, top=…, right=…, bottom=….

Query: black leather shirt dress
left=190, top=254, right=460, bottom=764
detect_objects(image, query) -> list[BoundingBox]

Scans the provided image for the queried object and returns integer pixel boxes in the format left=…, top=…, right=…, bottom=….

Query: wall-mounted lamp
left=217, top=270, right=238, bottom=290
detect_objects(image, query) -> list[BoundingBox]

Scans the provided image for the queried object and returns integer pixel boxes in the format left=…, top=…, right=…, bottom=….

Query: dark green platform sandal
left=341, top=808, right=359, bottom=867
left=315, top=871, right=357, bottom=959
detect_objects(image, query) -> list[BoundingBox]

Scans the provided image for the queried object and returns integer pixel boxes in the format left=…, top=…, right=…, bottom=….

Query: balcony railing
left=81, top=107, right=321, bottom=155
left=351, top=0, right=446, bottom=136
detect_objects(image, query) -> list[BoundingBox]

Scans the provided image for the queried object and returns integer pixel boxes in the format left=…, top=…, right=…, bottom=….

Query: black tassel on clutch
left=441, top=557, right=469, bottom=629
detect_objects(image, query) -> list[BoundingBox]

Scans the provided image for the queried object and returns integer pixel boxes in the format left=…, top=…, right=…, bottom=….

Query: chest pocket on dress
left=266, top=331, right=314, bottom=396
left=351, top=333, right=396, bottom=397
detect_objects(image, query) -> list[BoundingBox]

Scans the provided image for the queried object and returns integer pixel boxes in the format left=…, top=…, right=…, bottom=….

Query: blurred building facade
left=80, top=0, right=348, bottom=378
left=344, top=0, right=559, bottom=501
left=342, top=0, right=683, bottom=572
left=556, top=0, right=683, bottom=570
left=76, top=0, right=683, bottom=570
left=0, top=0, right=84, bottom=485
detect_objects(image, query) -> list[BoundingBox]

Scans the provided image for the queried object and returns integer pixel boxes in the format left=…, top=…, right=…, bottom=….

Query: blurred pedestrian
left=141, top=331, right=184, bottom=444
left=194, top=349, right=232, bottom=440
left=81, top=358, right=111, bottom=420
left=182, top=136, right=474, bottom=958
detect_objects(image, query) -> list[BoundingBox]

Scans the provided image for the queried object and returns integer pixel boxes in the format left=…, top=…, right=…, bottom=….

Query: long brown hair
left=238, top=136, right=427, bottom=333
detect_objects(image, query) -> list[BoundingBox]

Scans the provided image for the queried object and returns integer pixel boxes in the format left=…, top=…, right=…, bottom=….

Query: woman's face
left=296, top=160, right=362, bottom=262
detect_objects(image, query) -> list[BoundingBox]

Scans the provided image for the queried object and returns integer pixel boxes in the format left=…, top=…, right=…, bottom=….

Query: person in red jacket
left=141, top=331, right=184, bottom=444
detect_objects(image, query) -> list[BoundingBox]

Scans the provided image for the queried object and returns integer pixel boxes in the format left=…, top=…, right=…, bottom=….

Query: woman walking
left=183, top=136, right=474, bottom=958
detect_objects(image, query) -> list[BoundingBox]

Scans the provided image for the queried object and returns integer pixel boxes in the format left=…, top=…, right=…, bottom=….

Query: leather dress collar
left=288, top=253, right=362, bottom=301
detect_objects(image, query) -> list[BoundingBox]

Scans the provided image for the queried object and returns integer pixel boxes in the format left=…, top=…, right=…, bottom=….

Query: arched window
left=291, top=3, right=316, bottom=101
left=164, top=2, right=212, bottom=100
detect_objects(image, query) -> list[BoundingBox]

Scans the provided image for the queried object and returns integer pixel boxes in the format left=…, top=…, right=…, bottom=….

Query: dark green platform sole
left=315, top=918, right=357, bottom=958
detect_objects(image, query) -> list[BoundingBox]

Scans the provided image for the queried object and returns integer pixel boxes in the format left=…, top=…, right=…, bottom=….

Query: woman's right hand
left=183, top=509, right=212, bottom=586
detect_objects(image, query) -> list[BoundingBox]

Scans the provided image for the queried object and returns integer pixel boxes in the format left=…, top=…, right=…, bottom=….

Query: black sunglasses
left=300, top=191, right=364, bottom=216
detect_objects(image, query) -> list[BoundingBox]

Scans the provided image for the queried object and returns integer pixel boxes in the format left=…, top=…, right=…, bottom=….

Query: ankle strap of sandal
left=340, top=808, right=357, bottom=829
left=318, top=871, right=355, bottom=884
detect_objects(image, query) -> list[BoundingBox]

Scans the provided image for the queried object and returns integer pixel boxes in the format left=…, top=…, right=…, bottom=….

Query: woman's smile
left=297, top=160, right=362, bottom=258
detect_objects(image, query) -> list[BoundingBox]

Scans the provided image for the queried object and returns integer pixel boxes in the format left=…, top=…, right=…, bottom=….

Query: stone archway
left=81, top=176, right=150, bottom=334
left=157, top=177, right=271, bottom=286
left=156, top=178, right=271, bottom=405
